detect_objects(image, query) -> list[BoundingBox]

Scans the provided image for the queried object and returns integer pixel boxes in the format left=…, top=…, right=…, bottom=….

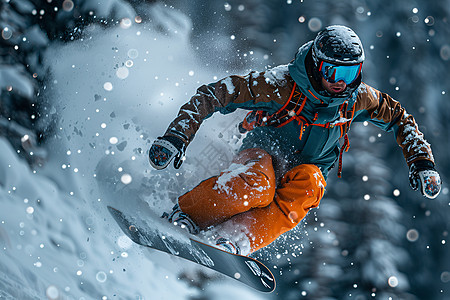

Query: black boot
left=162, top=204, right=200, bottom=235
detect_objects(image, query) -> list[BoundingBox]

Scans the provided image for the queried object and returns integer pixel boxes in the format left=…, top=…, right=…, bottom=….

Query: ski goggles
left=319, top=61, right=362, bottom=84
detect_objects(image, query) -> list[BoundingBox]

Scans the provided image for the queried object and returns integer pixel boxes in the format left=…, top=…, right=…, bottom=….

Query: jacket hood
left=288, top=41, right=360, bottom=107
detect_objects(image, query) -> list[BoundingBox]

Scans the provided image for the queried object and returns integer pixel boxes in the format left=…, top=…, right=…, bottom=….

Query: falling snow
left=0, top=1, right=448, bottom=299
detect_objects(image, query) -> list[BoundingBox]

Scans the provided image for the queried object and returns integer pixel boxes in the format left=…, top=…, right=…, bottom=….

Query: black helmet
left=312, top=25, right=365, bottom=67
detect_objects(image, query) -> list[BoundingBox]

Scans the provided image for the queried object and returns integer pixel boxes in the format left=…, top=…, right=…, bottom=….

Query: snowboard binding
left=162, top=204, right=200, bottom=235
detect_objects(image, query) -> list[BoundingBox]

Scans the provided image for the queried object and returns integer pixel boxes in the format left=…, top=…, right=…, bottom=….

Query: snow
left=313, top=171, right=326, bottom=189
left=213, top=162, right=255, bottom=195
left=80, top=0, right=135, bottom=21
left=328, top=117, right=352, bottom=127
left=358, top=82, right=378, bottom=100
left=263, top=64, right=289, bottom=86
left=0, top=10, right=266, bottom=300
left=0, top=66, right=35, bottom=99
left=0, top=136, right=193, bottom=299
left=221, top=77, right=236, bottom=94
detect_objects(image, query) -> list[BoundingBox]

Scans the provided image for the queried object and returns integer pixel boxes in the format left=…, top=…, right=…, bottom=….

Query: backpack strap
left=268, top=83, right=308, bottom=127
left=239, top=82, right=308, bottom=133
left=336, top=100, right=356, bottom=178
left=337, top=134, right=350, bottom=178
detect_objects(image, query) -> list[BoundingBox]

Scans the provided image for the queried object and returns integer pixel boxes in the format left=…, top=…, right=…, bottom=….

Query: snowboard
left=107, top=206, right=276, bottom=293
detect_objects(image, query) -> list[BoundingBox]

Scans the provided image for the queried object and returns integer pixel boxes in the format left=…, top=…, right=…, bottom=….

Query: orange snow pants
left=178, top=148, right=326, bottom=253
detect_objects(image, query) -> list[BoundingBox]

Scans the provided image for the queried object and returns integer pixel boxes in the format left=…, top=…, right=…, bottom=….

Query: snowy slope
left=0, top=136, right=194, bottom=299
left=0, top=7, right=268, bottom=300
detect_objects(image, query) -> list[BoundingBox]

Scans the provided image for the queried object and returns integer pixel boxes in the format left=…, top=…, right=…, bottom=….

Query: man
left=148, top=25, right=441, bottom=256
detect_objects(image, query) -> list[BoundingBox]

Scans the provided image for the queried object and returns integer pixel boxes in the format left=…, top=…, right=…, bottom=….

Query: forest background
left=0, top=0, right=449, bottom=299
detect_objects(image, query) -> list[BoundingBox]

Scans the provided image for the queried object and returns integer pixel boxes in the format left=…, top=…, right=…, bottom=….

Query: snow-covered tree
left=0, top=0, right=136, bottom=164
left=276, top=200, right=345, bottom=300
left=333, top=124, right=416, bottom=299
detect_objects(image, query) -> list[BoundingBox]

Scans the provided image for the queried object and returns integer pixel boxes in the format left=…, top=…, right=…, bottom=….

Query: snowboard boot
left=215, top=237, right=240, bottom=255
left=162, top=204, right=200, bottom=235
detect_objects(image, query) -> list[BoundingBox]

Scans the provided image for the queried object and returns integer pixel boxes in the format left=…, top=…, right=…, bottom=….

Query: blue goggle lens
left=320, top=61, right=362, bottom=84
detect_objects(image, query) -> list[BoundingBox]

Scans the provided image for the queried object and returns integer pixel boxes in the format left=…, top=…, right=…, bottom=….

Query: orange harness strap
left=239, top=83, right=304, bottom=132
left=337, top=134, right=350, bottom=178
left=336, top=102, right=355, bottom=178
left=239, top=83, right=356, bottom=178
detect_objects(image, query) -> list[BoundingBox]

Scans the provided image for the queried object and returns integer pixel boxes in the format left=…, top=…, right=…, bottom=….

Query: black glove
left=149, top=135, right=186, bottom=170
left=409, top=160, right=441, bottom=199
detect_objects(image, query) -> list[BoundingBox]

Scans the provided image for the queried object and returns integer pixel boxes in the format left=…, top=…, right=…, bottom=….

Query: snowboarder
left=148, top=25, right=441, bottom=256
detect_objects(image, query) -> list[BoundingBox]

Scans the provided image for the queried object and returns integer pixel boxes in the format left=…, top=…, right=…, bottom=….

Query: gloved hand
left=409, top=160, right=441, bottom=199
left=149, top=135, right=186, bottom=170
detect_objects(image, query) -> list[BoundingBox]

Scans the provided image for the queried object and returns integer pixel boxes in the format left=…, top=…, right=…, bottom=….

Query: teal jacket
left=165, top=42, right=434, bottom=180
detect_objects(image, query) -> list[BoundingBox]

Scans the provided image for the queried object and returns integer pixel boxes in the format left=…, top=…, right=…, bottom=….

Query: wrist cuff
left=411, top=159, right=435, bottom=171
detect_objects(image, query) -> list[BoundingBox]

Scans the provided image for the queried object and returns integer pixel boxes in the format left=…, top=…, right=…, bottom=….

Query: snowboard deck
left=107, top=206, right=275, bottom=292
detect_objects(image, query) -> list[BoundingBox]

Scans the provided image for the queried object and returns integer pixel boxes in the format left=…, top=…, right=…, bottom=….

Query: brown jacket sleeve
left=164, top=66, right=295, bottom=145
left=356, top=83, right=435, bottom=166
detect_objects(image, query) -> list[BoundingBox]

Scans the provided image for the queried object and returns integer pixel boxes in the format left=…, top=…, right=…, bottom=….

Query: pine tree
left=276, top=200, right=344, bottom=300
left=358, top=2, right=449, bottom=298
left=328, top=124, right=417, bottom=299
left=0, top=0, right=137, bottom=164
